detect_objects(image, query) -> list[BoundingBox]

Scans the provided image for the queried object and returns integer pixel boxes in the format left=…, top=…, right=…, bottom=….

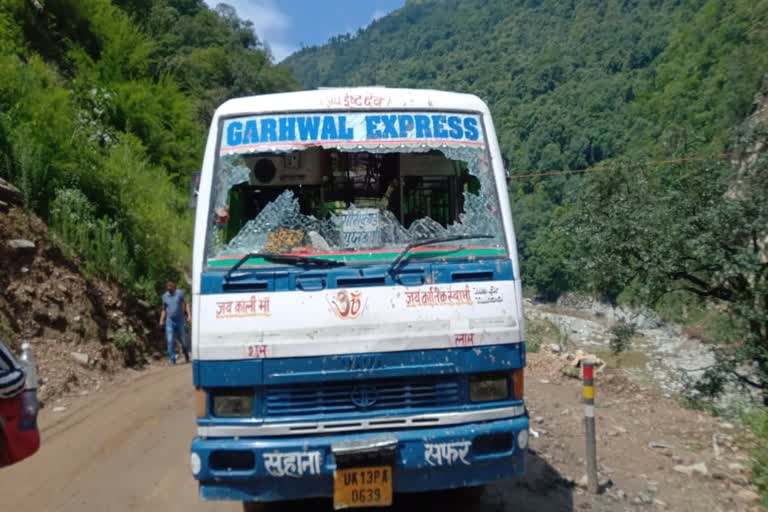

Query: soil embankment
left=0, top=178, right=159, bottom=406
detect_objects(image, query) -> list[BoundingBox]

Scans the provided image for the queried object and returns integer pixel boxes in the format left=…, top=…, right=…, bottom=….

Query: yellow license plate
left=333, top=465, right=393, bottom=509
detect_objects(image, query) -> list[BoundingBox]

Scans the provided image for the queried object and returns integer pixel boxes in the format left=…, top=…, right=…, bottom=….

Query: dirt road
left=0, top=356, right=762, bottom=512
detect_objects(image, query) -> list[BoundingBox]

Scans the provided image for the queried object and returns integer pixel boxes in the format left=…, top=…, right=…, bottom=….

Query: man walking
left=160, top=280, right=191, bottom=365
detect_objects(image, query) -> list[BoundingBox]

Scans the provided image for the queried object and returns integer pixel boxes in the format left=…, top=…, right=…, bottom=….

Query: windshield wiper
left=224, top=252, right=346, bottom=280
left=388, top=234, right=494, bottom=274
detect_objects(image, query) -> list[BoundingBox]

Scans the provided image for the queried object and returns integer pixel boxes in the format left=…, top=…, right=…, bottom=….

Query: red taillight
left=511, top=369, right=524, bottom=400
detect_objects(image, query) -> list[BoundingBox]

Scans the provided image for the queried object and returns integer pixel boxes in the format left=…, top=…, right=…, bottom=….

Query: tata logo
left=343, top=354, right=381, bottom=372
left=351, top=385, right=378, bottom=409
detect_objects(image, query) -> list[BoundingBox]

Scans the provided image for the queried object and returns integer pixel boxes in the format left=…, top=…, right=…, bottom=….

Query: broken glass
left=206, top=142, right=506, bottom=264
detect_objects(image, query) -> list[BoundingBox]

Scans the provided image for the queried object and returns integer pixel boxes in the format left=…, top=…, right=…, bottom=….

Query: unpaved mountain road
left=0, top=356, right=762, bottom=512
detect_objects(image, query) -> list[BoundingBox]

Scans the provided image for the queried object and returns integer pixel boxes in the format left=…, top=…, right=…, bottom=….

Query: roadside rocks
left=735, top=488, right=761, bottom=504
left=70, top=351, right=90, bottom=368
left=648, top=441, right=673, bottom=451
left=541, top=341, right=606, bottom=376
left=7, top=238, right=35, bottom=254
left=673, top=462, right=709, bottom=477
left=0, top=177, right=23, bottom=206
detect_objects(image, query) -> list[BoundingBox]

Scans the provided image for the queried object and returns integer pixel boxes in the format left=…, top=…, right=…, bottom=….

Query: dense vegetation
left=0, top=0, right=296, bottom=300
left=287, top=0, right=768, bottom=379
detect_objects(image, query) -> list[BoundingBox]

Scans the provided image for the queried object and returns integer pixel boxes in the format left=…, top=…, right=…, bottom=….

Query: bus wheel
left=454, top=485, right=486, bottom=502
left=242, top=501, right=266, bottom=512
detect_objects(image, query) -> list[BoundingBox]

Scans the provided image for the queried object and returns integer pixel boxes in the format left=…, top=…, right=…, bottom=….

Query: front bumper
left=192, top=413, right=529, bottom=502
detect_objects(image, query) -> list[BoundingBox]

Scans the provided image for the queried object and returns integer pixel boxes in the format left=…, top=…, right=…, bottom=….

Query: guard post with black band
left=583, top=360, right=598, bottom=494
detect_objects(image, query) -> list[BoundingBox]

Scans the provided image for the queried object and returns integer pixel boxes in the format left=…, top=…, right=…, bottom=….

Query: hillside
left=0, top=178, right=158, bottom=405
left=0, top=0, right=297, bottom=303
left=285, top=0, right=768, bottom=298
left=286, top=0, right=688, bottom=171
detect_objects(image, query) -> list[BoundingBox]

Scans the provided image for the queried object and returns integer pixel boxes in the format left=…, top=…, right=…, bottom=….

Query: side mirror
left=190, top=173, right=201, bottom=209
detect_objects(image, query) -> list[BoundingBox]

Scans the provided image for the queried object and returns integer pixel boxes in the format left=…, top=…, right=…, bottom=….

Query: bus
left=189, top=87, right=529, bottom=510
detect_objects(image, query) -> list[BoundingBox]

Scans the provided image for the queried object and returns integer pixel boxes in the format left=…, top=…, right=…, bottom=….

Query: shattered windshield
left=205, top=111, right=507, bottom=268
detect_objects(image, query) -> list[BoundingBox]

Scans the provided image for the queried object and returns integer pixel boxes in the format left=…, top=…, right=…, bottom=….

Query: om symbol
left=329, top=290, right=364, bottom=320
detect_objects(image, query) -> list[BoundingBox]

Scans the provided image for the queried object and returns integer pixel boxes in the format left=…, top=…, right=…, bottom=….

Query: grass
left=653, top=291, right=744, bottom=344
left=595, top=350, right=650, bottom=369
left=744, top=408, right=768, bottom=506
left=525, top=316, right=563, bottom=353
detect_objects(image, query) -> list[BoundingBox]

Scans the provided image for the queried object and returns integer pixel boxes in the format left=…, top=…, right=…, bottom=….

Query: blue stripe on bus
left=200, top=258, right=513, bottom=295
left=193, top=343, right=525, bottom=388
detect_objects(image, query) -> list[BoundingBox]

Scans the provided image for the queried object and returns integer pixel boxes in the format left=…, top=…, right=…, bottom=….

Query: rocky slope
left=0, top=178, right=160, bottom=406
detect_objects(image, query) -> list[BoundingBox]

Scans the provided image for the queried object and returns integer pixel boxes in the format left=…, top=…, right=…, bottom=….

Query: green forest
left=0, top=0, right=296, bottom=299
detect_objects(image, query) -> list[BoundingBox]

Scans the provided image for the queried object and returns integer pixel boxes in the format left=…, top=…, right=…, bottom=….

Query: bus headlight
left=469, top=374, right=509, bottom=402
left=190, top=452, right=202, bottom=475
left=212, top=392, right=254, bottom=417
left=517, top=429, right=529, bottom=451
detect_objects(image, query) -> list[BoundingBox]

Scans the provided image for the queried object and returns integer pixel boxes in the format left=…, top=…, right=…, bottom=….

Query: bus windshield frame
left=204, top=109, right=509, bottom=270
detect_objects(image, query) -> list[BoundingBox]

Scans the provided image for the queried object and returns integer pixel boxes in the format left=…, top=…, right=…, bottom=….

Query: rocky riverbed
left=525, top=297, right=760, bottom=414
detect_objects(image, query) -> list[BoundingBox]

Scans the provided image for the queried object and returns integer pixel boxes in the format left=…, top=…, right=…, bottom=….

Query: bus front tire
left=454, top=485, right=486, bottom=502
left=242, top=501, right=266, bottom=512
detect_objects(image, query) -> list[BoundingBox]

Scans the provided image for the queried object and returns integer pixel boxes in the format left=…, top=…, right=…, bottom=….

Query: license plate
left=333, top=465, right=392, bottom=509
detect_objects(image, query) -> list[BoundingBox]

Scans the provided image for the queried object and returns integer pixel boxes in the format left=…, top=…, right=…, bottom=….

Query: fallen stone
left=7, top=239, right=35, bottom=253
left=727, top=462, right=747, bottom=473
left=70, top=352, right=89, bottom=367
left=0, top=177, right=23, bottom=206
left=548, top=343, right=562, bottom=353
left=636, top=492, right=653, bottom=504
left=720, top=422, right=735, bottom=430
left=52, top=406, right=67, bottom=413
left=711, top=470, right=727, bottom=480
left=534, top=416, right=544, bottom=423
left=648, top=441, right=673, bottom=450
left=730, top=475, right=750, bottom=486
left=539, top=379, right=551, bottom=384
left=653, top=499, right=667, bottom=509
left=673, top=462, right=708, bottom=477
left=735, top=489, right=761, bottom=504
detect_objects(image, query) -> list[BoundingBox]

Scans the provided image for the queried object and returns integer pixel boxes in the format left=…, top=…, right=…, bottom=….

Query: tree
left=562, top=144, right=768, bottom=402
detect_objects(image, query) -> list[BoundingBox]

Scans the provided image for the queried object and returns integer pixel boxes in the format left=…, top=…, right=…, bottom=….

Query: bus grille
left=264, top=376, right=462, bottom=418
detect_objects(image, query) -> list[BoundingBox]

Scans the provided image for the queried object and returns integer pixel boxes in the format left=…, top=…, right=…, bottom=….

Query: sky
left=203, top=0, right=405, bottom=62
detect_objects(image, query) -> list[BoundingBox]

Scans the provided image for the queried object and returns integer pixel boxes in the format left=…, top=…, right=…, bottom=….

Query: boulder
left=70, top=352, right=90, bottom=368
left=7, top=239, right=35, bottom=253
left=0, top=177, right=23, bottom=206
left=673, top=462, right=708, bottom=477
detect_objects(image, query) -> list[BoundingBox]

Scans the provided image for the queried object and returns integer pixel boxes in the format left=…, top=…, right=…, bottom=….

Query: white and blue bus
left=189, top=87, right=529, bottom=510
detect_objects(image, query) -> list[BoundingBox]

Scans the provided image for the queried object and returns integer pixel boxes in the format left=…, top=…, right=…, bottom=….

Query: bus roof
left=214, top=87, right=491, bottom=118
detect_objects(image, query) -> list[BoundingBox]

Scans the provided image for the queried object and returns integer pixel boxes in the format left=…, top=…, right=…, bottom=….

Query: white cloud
left=203, top=0, right=296, bottom=62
